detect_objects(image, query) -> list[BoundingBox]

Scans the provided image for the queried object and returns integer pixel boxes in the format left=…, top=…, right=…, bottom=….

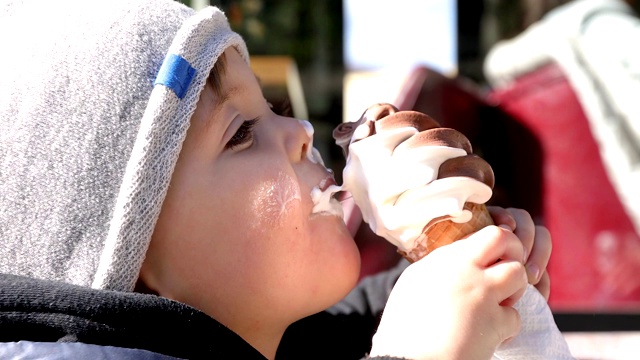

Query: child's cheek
left=251, top=171, right=302, bottom=232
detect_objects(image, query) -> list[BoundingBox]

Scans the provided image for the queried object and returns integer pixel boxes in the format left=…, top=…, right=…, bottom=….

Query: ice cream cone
left=399, top=202, right=494, bottom=263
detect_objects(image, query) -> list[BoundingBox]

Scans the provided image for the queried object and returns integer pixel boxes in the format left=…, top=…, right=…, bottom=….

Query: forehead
left=207, top=47, right=256, bottom=99
left=191, top=48, right=258, bottom=132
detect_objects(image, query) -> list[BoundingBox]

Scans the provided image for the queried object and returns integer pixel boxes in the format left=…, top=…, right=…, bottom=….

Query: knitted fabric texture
left=0, top=0, right=247, bottom=291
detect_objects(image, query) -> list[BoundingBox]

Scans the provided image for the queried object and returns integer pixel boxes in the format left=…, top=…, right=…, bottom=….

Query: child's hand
left=488, top=207, right=552, bottom=300
left=369, top=226, right=527, bottom=360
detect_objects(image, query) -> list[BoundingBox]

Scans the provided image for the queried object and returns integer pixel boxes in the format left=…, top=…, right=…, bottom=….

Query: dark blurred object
left=458, top=0, right=576, bottom=84
left=250, top=55, right=306, bottom=119
left=492, top=0, right=573, bottom=39
left=458, top=0, right=639, bottom=82
left=217, top=0, right=344, bottom=125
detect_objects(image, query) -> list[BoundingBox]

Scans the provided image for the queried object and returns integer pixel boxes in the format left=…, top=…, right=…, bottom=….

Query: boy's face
left=141, top=48, right=360, bottom=338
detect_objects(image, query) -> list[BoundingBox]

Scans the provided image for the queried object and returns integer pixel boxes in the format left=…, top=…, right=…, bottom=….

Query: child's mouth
left=310, top=175, right=344, bottom=218
left=318, top=175, right=337, bottom=192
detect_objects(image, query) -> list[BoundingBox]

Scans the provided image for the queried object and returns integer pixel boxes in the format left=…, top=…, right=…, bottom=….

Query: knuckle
left=513, top=261, right=528, bottom=282
left=476, top=225, right=503, bottom=245
left=486, top=224, right=503, bottom=238
left=497, top=261, right=526, bottom=284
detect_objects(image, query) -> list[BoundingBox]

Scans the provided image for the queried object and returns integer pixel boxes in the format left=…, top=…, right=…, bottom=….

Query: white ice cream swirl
left=333, top=104, right=494, bottom=253
left=333, top=105, right=575, bottom=360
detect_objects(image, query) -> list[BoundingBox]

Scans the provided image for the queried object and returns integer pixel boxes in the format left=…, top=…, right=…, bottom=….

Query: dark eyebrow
left=199, top=53, right=262, bottom=132
left=212, top=86, right=243, bottom=114
left=202, top=85, right=246, bottom=133
left=208, top=53, right=227, bottom=99
left=199, top=54, right=231, bottom=132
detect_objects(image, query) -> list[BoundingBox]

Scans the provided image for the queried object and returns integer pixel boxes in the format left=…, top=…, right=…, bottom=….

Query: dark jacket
left=0, top=273, right=264, bottom=359
left=0, top=262, right=407, bottom=360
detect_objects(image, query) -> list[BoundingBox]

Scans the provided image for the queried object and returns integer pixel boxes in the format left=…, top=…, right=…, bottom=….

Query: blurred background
left=181, top=0, right=640, bottom=357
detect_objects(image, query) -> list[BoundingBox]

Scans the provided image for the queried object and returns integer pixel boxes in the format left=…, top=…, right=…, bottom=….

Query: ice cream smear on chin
left=333, top=104, right=494, bottom=253
left=300, top=119, right=344, bottom=218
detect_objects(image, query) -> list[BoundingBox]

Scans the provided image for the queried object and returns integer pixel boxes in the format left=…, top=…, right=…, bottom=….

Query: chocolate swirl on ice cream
left=334, top=103, right=495, bottom=262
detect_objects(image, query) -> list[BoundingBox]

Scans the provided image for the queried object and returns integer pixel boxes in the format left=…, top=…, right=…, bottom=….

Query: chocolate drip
left=438, top=154, right=495, bottom=189
left=394, top=128, right=472, bottom=155
left=376, top=111, right=440, bottom=133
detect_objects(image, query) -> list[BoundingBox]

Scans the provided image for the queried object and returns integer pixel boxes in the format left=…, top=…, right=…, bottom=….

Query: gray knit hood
left=0, top=0, right=248, bottom=291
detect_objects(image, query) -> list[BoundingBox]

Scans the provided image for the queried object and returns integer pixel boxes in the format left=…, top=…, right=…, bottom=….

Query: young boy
left=0, top=0, right=551, bottom=359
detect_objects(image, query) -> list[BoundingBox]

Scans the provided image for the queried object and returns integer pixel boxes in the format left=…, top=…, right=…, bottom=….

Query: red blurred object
left=487, top=62, right=640, bottom=312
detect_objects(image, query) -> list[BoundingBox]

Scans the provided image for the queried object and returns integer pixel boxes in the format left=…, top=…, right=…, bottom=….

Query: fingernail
left=527, top=263, right=540, bottom=282
left=498, top=224, right=512, bottom=231
left=523, top=248, right=528, bottom=263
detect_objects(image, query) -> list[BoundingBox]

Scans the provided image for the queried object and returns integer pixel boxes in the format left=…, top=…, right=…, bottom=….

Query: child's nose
left=280, top=116, right=312, bottom=163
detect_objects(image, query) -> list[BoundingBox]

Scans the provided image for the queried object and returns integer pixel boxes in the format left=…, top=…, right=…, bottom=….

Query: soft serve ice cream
left=323, top=103, right=574, bottom=359
left=332, top=103, right=495, bottom=261
left=332, top=104, right=576, bottom=359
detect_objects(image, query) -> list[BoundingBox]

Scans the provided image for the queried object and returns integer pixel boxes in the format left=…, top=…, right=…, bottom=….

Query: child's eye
left=225, top=117, right=260, bottom=150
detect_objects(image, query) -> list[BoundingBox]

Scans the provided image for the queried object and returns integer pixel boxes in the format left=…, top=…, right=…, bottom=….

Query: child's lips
left=310, top=172, right=344, bottom=218
left=318, top=175, right=337, bottom=192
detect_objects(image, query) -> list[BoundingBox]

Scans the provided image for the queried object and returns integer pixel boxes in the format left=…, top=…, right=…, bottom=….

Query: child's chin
left=310, top=211, right=352, bottom=240
left=312, top=216, right=361, bottom=283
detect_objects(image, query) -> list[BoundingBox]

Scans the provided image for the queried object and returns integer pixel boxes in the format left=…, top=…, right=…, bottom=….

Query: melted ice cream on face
left=332, top=104, right=494, bottom=252
left=300, top=119, right=344, bottom=218
left=299, top=119, right=325, bottom=167
left=311, top=183, right=343, bottom=217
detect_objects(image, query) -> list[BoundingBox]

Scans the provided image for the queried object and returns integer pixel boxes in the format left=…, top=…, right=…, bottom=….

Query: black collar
left=0, top=273, right=265, bottom=359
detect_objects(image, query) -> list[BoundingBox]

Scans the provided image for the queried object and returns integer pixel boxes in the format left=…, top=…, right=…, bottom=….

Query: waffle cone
left=398, top=202, right=494, bottom=263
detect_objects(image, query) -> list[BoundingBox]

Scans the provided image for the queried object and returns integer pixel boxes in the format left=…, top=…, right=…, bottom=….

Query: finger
left=507, top=208, right=535, bottom=262
left=535, top=270, right=551, bottom=301
left=526, top=225, right=552, bottom=285
left=487, top=206, right=516, bottom=231
left=485, top=259, right=528, bottom=306
left=467, top=226, right=525, bottom=267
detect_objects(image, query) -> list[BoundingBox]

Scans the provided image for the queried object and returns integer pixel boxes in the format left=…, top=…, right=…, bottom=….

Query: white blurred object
left=484, top=0, right=640, bottom=236
left=342, top=0, right=457, bottom=123
left=343, top=0, right=457, bottom=74
left=342, top=69, right=413, bottom=123
left=563, top=332, right=640, bottom=360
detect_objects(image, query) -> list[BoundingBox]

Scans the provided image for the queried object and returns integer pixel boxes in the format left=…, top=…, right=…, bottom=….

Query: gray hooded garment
left=0, top=0, right=248, bottom=291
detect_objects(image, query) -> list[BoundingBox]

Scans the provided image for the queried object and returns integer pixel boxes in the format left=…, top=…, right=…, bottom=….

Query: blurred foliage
left=219, top=1, right=343, bottom=68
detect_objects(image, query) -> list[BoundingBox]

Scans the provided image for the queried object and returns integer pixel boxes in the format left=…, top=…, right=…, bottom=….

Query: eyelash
left=225, top=117, right=260, bottom=150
